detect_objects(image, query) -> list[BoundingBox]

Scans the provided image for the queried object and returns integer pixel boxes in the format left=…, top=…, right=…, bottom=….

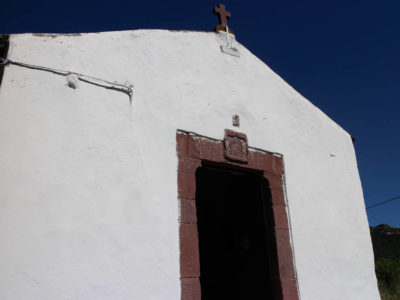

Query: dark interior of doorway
left=0, top=35, right=9, bottom=86
left=195, top=166, right=275, bottom=300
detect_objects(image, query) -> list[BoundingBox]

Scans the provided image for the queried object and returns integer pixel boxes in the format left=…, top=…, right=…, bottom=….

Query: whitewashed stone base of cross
left=217, top=31, right=240, bottom=57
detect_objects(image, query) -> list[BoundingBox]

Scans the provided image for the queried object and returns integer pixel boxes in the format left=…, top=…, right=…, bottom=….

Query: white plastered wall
left=0, top=30, right=379, bottom=299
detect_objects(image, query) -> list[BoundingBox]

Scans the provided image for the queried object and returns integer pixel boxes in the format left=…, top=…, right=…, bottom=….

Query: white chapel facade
left=0, top=8, right=379, bottom=299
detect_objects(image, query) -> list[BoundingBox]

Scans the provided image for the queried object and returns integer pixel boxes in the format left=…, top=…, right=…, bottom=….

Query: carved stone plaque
left=224, top=129, right=248, bottom=163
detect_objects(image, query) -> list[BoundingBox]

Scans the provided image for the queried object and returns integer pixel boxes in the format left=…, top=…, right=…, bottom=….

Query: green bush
left=380, top=293, right=400, bottom=300
left=376, top=257, right=400, bottom=297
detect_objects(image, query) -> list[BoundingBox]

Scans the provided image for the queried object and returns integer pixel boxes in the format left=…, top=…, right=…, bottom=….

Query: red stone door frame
left=177, top=130, right=299, bottom=300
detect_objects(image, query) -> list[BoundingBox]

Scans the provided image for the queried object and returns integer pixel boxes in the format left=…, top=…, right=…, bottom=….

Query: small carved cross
left=214, top=4, right=231, bottom=27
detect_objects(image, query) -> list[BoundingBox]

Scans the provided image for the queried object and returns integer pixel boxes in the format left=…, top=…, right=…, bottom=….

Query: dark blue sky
left=1, top=0, right=399, bottom=226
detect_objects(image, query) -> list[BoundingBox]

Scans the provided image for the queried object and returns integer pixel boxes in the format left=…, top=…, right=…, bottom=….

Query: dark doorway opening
left=0, top=35, right=9, bottom=86
left=195, top=166, right=274, bottom=300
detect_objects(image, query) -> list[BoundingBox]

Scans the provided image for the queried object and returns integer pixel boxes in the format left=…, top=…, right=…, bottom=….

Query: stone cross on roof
left=214, top=4, right=231, bottom=28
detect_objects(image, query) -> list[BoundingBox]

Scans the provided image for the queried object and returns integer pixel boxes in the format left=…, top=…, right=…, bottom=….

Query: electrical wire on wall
left=0, top=57, right=134, bottom=101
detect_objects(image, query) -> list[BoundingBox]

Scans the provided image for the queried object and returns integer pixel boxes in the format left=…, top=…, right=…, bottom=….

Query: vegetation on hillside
left=375, top=257, right=400, bottom=299
left=370, top=225, right=400, bottom=299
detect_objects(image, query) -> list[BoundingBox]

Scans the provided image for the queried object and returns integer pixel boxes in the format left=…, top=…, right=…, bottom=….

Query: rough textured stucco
left=0, top=30, right=379, bottom=299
